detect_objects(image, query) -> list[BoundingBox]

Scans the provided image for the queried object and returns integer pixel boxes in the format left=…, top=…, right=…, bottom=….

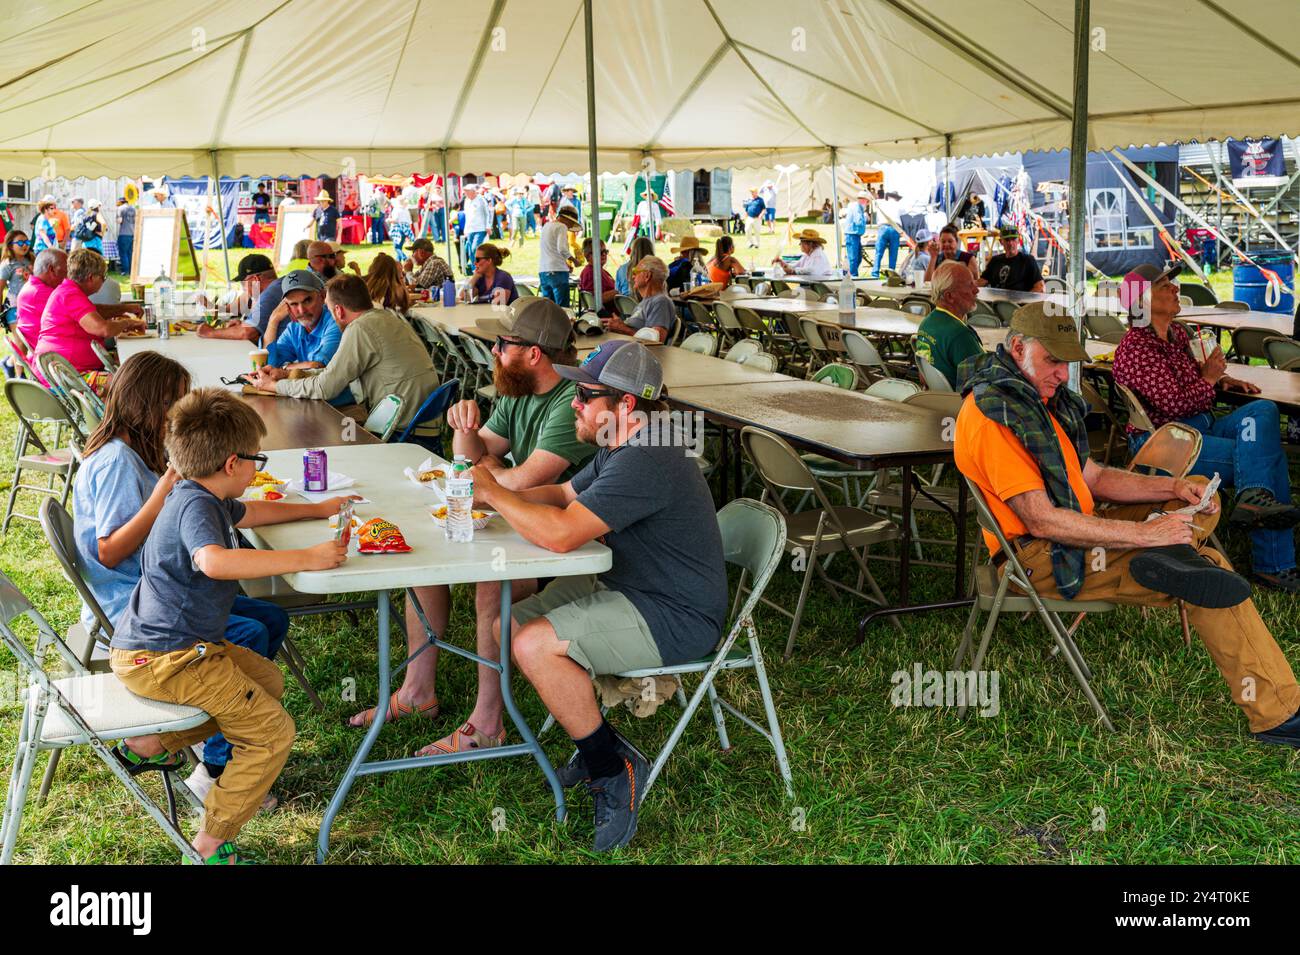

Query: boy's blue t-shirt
left=111, top=481, right=247, bottom=654
left=72, top=439, right=157, bottom=633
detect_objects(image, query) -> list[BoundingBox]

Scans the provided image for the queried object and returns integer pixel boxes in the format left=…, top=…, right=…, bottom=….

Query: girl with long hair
left=365, top=252, right=411, bottom=312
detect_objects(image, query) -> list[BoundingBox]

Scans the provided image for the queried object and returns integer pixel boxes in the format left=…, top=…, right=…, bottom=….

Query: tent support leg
left=1066, top=0, right=1090, bottom=395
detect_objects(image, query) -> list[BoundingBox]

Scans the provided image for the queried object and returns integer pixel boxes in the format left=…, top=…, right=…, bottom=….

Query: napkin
left=404, top=456, right=449, bottom=504
left=287, top=472, right=365, bottom=504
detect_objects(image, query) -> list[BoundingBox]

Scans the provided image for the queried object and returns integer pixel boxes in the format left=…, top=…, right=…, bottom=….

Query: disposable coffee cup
left=250, top=349, right=269, bottom=370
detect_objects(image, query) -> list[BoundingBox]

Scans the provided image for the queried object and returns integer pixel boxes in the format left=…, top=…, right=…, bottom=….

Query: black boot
left=1130, top=545, right=1252, bottom=608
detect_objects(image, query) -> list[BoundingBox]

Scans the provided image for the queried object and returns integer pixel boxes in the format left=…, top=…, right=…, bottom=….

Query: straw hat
left=792, top=228, right=827, bottom=245
left=641, top=189, right=657, bottom=200
left=670, top=235, right=702, bottom=254
left=555, top=206, right=582, bottom=231
left=316, top=190, right=333, bottom=203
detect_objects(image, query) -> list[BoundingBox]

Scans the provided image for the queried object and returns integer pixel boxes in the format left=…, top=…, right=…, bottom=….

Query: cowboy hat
left=670, top=235, right=702, bottom=254
left=792, top=228, right=827, bottom=245
left=555, top=206, right=582, bottom=230
left=316, top=190, right=333, bottom=202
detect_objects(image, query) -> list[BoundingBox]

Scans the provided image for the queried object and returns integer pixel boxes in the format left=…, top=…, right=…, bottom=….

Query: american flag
left=658, top=192, right=674, bottom=216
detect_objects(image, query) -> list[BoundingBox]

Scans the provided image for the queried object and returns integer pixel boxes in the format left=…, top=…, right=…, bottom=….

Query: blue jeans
left=465, top=230, right=487, bottom=264
left=369, top=216, right=387, bottom=244
left=526, top=209, right=536, bottom=233
left=1130, top=399, right=1295, bottom=574
left=431, top=209, right=445, bottom=243
left=845, top=233, right=864, bottom=277
left=539, top=270, right=569, bottom=307
left=872, top=225, right=900, bottom=277
left=202, top=596, right=290, bottom=767
left=116, top=236, right=133, bottom=273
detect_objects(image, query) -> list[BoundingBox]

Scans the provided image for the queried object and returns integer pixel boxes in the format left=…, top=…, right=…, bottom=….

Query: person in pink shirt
left=33, top=249, right=144, bottom=393
left=15, top=249, right=66, bottom=351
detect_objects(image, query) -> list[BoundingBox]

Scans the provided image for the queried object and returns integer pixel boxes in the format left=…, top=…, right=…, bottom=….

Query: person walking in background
left=844, top=190, right=870, bottom=277
left=538, top=206, right=580, bottom=307
left=743, top=188, right=764, bottom=249
left=388, top=196, right=413, bottom=262
left=462, top=181, right=493, bottom=265
left=32, top=199, right=61, bottom=254
left=115, top=198, right=136, bottom=275
left=760, top=180, right=778, bottom=234
left=68, top=198, right=86, bottom=252
left=78, top=200, right=107, bottom=255
left=870, top=190, right=903, bottom=278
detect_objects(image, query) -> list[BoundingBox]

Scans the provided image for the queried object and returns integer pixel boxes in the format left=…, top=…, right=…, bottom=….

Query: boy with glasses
left=109, top=388, right=354, bottom=864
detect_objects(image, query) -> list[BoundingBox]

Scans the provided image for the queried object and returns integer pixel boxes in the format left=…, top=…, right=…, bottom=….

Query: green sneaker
left=112, top=741, right=187, bottom=776
left=182, top=842, right=255, bottom=865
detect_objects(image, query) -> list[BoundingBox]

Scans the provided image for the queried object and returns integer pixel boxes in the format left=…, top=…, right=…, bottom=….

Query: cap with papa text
left=474, top=297, right=575, bottom=352
left=557, top=340, right=664, bottom=400
left=1009, top=302, right=1090, bottom=362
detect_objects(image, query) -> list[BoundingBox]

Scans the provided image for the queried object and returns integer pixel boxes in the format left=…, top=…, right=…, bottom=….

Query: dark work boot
left=1130, top=545, right=1252, bottom=608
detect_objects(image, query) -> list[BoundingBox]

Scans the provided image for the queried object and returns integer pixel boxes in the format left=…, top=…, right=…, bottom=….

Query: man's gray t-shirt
left=627, top=294, right=674, bottom=334
left=570, top=438, right=727, bottom=663
left=111, top=481, right=246, bottom=653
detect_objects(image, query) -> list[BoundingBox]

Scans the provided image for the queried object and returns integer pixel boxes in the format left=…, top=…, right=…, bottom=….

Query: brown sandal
left=420, top=720, right=506, bottom=756
left=347, top=690, right=440, bottom=728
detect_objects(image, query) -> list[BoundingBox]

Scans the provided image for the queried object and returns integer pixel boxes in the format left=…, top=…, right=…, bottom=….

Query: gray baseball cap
left=557, top=339, right=664, bottom=400
left=281, top=269, right=324, bottom=295
left=475, top=297, right=575, bottom=351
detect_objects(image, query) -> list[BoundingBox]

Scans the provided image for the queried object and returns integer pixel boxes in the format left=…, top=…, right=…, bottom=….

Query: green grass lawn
left=3, top=231, right=1297, bottom=865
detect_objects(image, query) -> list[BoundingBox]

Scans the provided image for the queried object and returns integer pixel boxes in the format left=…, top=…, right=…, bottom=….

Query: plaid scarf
left=958, top=347, right=1091, bottom=599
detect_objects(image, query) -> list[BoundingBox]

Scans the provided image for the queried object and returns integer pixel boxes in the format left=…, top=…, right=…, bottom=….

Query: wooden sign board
left=273, top=203, right=317, bottom=267
left=131, top=208, right=184, bottom=285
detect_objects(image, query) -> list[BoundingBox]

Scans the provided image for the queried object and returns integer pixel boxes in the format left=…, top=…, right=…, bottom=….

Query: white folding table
left=240, top=442, right=610, bottom=862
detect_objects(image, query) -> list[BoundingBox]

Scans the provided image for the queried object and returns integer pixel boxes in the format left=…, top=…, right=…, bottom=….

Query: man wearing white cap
left=462, top=180, right=493, bottom=266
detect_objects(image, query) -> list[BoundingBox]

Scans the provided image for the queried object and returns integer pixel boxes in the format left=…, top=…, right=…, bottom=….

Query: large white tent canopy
left=0, top=0, right=1297, bottom=179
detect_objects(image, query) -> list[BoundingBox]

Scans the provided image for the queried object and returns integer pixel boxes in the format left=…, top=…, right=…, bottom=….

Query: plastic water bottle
left=441, top=277, right=456, bottom=307
left=838, top=272, right=856, bottom=327
left=153, top=268, right=174, bottom=319
left=444, top=456, right=474, bottom=542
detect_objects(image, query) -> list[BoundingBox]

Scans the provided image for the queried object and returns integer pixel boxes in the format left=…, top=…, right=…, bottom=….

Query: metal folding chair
left=680, top=331, right=718, bottom=356
left=953, top=480, right=1117, bottom=730
left=915, top=353, right=954, bottom=392
left=1262, top=336, right=1300, bottom=369
left=362, top=394, right=404, bottom=441
left=3, top=379, right=83, bottom=532
left=0, top=570, right=208, bottom=864
left=841, top=329, right=892, bottom=385
left=1229, top=327, right=1274, bottom=363
left=740, top=426, right=901, bottom=659
left=722, top=339, right=761, bottom=364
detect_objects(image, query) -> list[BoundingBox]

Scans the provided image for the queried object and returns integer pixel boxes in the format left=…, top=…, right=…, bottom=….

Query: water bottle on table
left=445, top=455, right=474, bottom=543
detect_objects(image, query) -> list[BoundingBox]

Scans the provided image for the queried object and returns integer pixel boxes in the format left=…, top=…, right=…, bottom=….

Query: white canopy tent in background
left=0, top=0, right=1295, bottom=180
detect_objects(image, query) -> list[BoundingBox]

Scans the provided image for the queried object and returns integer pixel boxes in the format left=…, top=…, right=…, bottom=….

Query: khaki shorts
left=510, top=575, right=663, bottom=678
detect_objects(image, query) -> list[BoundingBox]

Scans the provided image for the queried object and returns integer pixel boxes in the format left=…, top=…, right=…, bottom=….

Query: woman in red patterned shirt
left=1113, top=263, right=1300, bottom=591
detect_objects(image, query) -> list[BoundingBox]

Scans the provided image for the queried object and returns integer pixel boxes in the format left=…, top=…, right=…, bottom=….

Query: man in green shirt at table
left=346, top=298, right=597, bottom=756
left=915, top=260, right=983, bottom=389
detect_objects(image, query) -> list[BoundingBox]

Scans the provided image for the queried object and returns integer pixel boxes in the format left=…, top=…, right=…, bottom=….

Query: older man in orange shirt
left=954, top=302, right=1300, bottom=748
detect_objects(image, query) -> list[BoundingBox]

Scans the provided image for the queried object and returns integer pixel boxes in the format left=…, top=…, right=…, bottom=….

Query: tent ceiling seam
left=644, top=41, right=731, bottom=150
left=371, top=0, right=424, bottom=150
left=731, top=41, right=943, bottom=138
left=878, top=0, right=1071, bottom=120
left=513, top=2, right=584, bottom=150
left=210, top=30, right=253, bottom=149
left=441, top=0, right=509, bottom=152
left=699, top=0, right=827, bottom=149
left=1194, top=0, right=1300, bottom=73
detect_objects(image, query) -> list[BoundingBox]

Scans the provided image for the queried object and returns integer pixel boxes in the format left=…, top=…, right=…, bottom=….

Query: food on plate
left=262, top=490, right=284, bottom=501
left=117, top=329, right=146, bottom=338
left=250, top=471, right=284, bottom=486
left=418, top=468, right=446, bottom=483
left=356, top=517, right=412, bottom=554
left=432, top=507, right=487, bottom=521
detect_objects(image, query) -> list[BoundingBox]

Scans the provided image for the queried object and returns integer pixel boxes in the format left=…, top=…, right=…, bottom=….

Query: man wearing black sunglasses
left=468, top=340, right=727, bottom=851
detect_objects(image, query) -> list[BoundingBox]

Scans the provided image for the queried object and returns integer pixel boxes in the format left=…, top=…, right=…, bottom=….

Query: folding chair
left=864, top=377, right=920, bottom=402
left=362, top=394, right=404, bottom=441
left=3, top=379, right=83, bottom=533
left=1262, top=336, right=1300, bottom=369
left=740, top=426, right=900, bottom=659
left=614, top=295, right=637, bottom=319
left=1042, top=276, right=1068, bottom=294
left=686, top=300, right=716, bottom=336
left=91, top=340, right=119, bottom=373
left=38, top=351, right=104, bottom=424
left=733, top=306, right=771, bottom=348
left=0, top=570, right=208, bottom=864
left=900, top=294, right=931, bottom=316
left=953, top=480, right=1117, bottom=730
left=579, top=290, right=598, bottom=314
left=797, top=317, right=835, bottom=376
left=71, top=390, right=102, bottom=431
left=1115, top=381, right=1156, bottom=433
left=1080, top=380, right=1124, bottom=466
left=713, top=301, right=744, bottom=345
left=680, top=331, right=718, bottom=356
left=741, top=351, right=779, bottom=372
left=1229, top=327, right=1274, bottom=363
left=722, top=339, right=762, bottom=364
left=840, top=329, right=892, bottom=385
left=461, top=334, right=498, bottom=402
left=516, top=283, right=536, bottom=298
left=557, top=499, right=796, bottom=800
left=395, top=378, right=461, bottom=449
left=1179, top=283, right=1218, bottom=306
left=1216, top=300, right=1249, bottom=311
left=4, top=333, right=39, bottom=380
left=967, top=310, right=1000, bottom=329
left=915, top=353, right=954, bottom=392
left=810, top=362, right=859, bottom=390
left=869, top=297, right=903, bottom=311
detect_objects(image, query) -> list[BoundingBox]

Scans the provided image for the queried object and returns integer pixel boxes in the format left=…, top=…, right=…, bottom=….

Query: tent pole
left=209, top=150, right=231, bottom=285
left=944, top=134, right=952, bottom=219
left=1208, top=143, right=1226, bottom=269
left=830, top=147, right=842, bottom=270
left=1066, top=0, right=1090, bottom=393
left=441, top=148, right=454, bottom=275
left=583, top=0, right=601, bottom=307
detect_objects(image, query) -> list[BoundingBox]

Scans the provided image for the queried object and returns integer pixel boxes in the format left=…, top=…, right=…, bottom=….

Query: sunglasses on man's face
left=574, top=384, right=619, bottom=405
left=494, top=336, right=533, bottom=352
left=236, top=452, right=269, bottom=470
